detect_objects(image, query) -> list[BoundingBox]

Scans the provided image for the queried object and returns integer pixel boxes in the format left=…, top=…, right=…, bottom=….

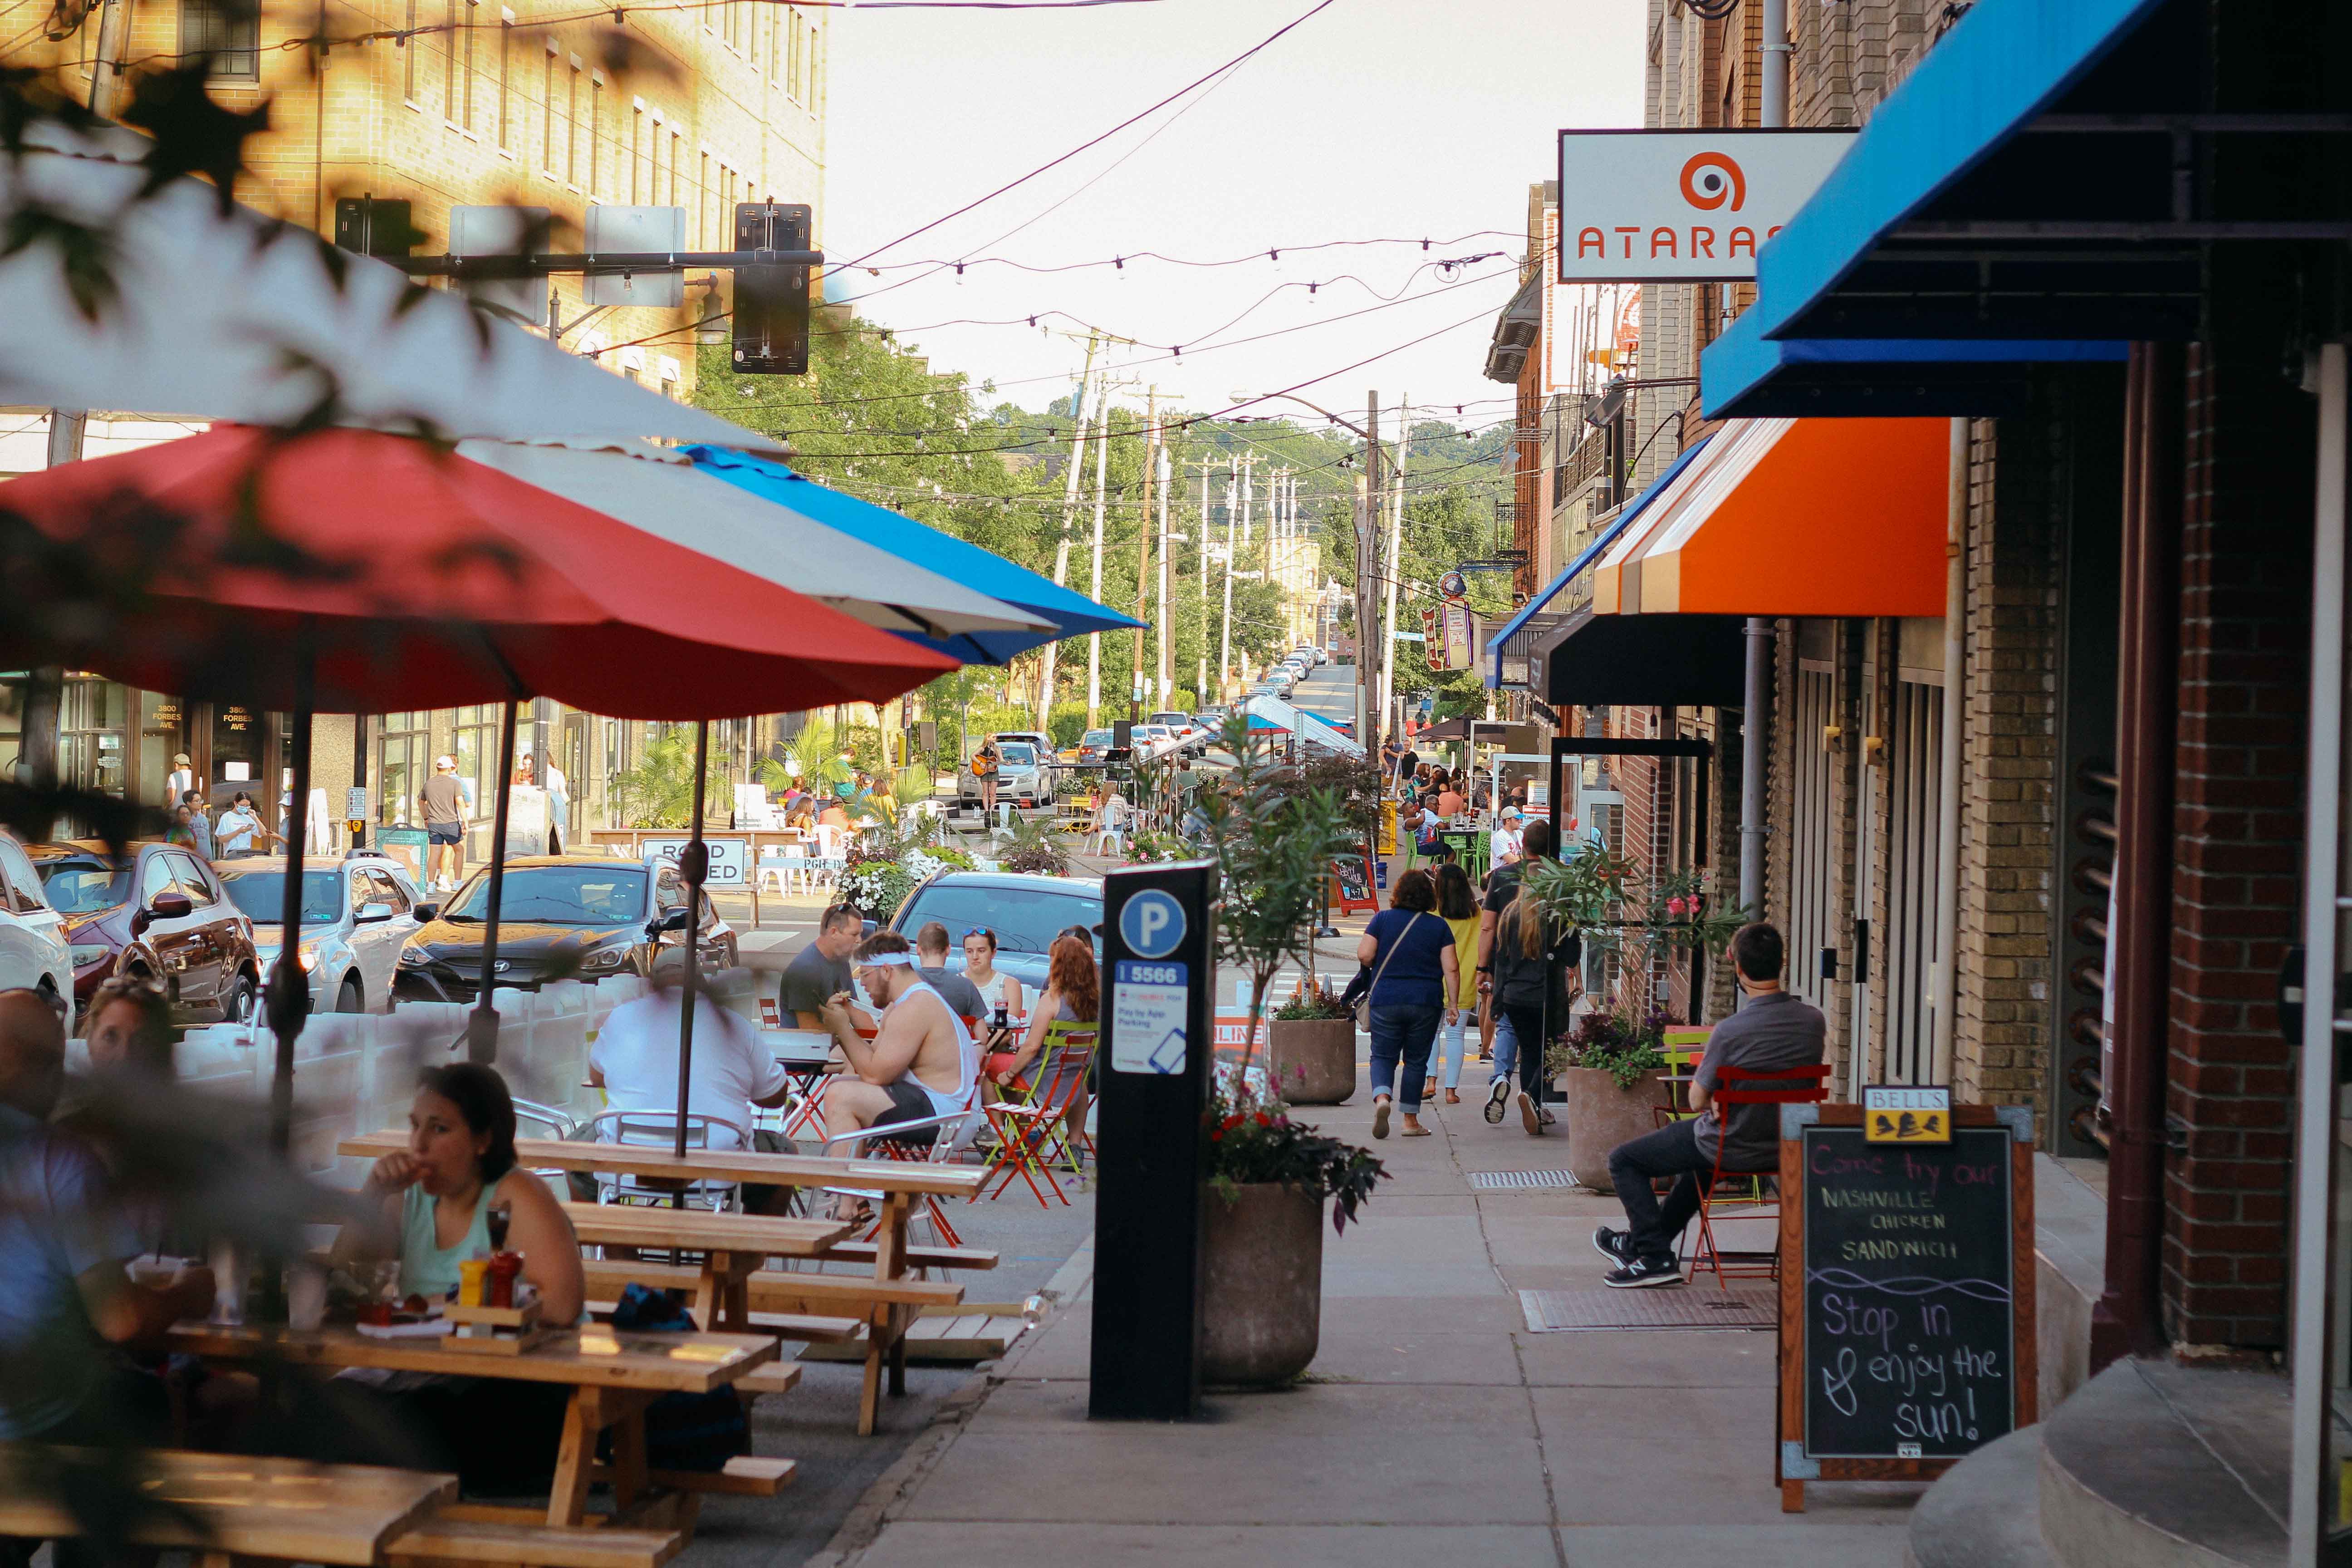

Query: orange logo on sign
left=1680, top=152, right=1745, bottom=212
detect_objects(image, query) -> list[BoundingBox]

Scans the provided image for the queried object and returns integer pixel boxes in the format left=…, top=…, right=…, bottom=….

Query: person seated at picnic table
left=983, top=934, right=1099, bottom=1105
left=585, top=964, right=798, bottom=1216
left=911, top=919, right=987, bottom=1022
left=0, top=990, right=214, bottom=1478
left=815, top=933, right=979, bottom=1198
left=1088, top=785, right=1132, bottom=855
left=785, top=797, right=817, bottom=831
left=1434, top=772, right=1467, bottom=819
left=817, top=795, right=853, bottom=831
left=324, top=1063, right=586, bottom=1489
left=961, top=926, right=1025, bottom=1027
left=1593, top=922, right=1826, bottom=1289
left=778, top=902, right=862, bottom=1027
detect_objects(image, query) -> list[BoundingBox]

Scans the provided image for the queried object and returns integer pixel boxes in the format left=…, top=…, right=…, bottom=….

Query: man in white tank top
left=817, top=931, right=978, bottom=1161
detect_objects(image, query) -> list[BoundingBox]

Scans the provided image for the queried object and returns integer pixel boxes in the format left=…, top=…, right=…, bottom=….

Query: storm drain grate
left=1467, top=1169, right=1584, bottom=1191
left=1519, top=1285, right=1777, bottom=1332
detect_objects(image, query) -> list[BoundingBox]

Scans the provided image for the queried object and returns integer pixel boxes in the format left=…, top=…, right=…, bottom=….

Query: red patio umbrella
left=0, top=425, right=958, bottom=1150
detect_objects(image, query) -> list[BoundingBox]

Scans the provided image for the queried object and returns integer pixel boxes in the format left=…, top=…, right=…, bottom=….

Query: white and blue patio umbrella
left=683, top=446, right=1145, bottom=663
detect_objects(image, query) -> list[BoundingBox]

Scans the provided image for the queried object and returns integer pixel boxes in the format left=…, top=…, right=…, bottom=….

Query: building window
left=460, top=0, right=475, bottom=128
left=377, top=713, right=430, bottom=827
left=452, top=705, right=499, bottom=822
left=787, top=13, right=801, bottom=99
left=567, top=61, right=581, bottom=185
left=181, top=0, right=260, bottom=82
left=630, top=105, right=642, bottom=201
left=588, top=74, right=602, bottom=193
left=668, top=129, right=681, bottom=208
left=496, top=16, right=510, bottom=147
left=541, top=48, right=556, bottom=173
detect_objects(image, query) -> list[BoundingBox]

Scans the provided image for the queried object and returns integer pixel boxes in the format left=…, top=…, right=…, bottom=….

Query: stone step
left=2038, top=1360, right=2288, bottom=1568
left=1905, top=1427, right=2056, bottom=1568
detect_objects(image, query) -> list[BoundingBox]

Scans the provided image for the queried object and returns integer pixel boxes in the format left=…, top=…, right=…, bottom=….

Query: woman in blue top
left=1354, top=868, right=1460, bottom=1140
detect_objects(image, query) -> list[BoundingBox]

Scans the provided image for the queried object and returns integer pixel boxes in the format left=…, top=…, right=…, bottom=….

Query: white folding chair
left=583, top=1109, right=746, bottom=1218
left=816, top=1105, right=983, bottom=1251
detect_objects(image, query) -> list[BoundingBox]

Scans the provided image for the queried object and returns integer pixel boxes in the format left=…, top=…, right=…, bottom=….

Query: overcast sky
left=823, top=0, right=1641, bottom=432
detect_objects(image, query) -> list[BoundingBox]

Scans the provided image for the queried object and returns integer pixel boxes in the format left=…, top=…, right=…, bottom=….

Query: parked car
left=215, top=853, right=423, bottom=1014
left=1075, top=727, right=1119, bottom=767
left=957, top=737, right=1057, bottom=811
left=393, top=857, right=736, bottom=1004
left=888, top=871, right=1104, bottom=995
left=25, top=839, right=261, bottom=1025
left=1146, top=710, right=1195, bottom=735
left=0, top=829, right=72, bottom=1014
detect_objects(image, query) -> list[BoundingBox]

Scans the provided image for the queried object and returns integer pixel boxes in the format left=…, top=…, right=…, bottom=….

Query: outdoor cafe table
left=166, top=1322, right=774, bottom=1528
left=1440, top=824, right=1491, bottom=882
left=559, top=1203, right=850, bottom=1333
left=0, top=1446, right=456, bottom=1566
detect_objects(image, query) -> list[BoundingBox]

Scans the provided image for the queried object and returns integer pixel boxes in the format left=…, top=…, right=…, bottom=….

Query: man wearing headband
left=816, top=932, right=980, bottom=1171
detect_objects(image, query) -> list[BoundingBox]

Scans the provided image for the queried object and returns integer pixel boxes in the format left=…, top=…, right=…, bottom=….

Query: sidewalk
left=813, top=1078, right=1920, bottom=1567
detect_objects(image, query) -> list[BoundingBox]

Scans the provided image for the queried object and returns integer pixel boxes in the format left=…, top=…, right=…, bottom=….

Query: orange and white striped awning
left=1591, top=417, right=1948, bottom=618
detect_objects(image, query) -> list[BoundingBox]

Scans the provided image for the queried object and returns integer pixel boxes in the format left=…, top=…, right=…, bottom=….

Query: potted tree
left=1519, top=843, right=1744, bottom=1185
left=1191, top=715, right=1384, bottom=1386
left=1266, top=980, right=1355, bottom=1105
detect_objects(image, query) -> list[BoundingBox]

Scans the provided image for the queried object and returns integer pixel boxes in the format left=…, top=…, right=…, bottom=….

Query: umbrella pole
left=268, top=657, right=315, bottom=1156
left=466, top=698, right=520, bottom=1065
left=673, top=719, right=711, bottom=1163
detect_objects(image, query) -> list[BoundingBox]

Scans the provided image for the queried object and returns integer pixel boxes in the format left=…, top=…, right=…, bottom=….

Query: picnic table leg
left=887, top=1305, right=909, bottom=1396
left=857, top=1319, right=887, bottom=1436
left=694, top=1252, right=730, bottom=1332
left=547, top=1387, right=605, bottom=1527
left=611, top=1398, right=649, bottom=1513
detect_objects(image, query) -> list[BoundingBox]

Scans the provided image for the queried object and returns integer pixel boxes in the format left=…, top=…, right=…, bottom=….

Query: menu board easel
left=1776, top=1102, right=2036, bottom=1512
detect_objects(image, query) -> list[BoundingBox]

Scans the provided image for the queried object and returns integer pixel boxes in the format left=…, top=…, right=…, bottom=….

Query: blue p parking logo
left=1120, top=889, right=1186, bottom=959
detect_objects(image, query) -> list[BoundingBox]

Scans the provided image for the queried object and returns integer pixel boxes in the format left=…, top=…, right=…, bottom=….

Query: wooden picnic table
left=338, top=1131, right=986, bottom=1435
left=0, top=1446, right=455, bottom=1566
left=560, top=1203, right=849, bottom=1333
left=167, top=1322, right=775, bottom=1529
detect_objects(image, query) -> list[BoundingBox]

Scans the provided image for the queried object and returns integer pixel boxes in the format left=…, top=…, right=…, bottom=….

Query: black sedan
left=393, top=858, right=738, bottom=1002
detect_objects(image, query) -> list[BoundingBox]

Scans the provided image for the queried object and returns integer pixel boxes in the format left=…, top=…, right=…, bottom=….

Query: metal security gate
left=1883, top=676, right=1945, bottom=1086
left=1788, top=664, right=1839, bottom=1018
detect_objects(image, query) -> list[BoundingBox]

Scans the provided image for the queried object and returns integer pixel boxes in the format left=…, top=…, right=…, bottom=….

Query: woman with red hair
left=985, top=934, right=1099, bottom=1109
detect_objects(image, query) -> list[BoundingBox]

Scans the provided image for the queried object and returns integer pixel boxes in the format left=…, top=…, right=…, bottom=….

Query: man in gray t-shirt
left=778, top=904, right=862, bottom=1027
left=912, top=921, right=987, bottom=1022
left=1592, top=923, right=1826, bottom=1288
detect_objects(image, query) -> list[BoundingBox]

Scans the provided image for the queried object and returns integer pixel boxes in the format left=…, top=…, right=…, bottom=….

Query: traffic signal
left=733, top=201, right=811, bottom=375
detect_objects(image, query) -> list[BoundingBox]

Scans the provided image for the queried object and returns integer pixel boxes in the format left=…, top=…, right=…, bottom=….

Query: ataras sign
left=1556, top=130, right=1854, bottom=284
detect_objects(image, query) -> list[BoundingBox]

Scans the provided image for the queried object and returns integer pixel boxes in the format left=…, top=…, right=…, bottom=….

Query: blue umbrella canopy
left=683, top=446, right=1146, bottom=665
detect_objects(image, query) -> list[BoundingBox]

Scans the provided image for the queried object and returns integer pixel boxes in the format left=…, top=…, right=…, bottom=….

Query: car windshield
left=898, top=882, right=1100, bottom=956
left=998, top=743, right=1037, bottom=767
left=442, top=866, right=647, bottom=925
left=35, top=860, right=131, bottom=913
left=220, top=870, right=341, bottom=926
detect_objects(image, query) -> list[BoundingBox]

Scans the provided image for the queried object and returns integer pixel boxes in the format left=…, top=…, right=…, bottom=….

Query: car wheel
left=335, top=974, right=364, bottom=1013
left=225, top=971, right=258, bottom=1025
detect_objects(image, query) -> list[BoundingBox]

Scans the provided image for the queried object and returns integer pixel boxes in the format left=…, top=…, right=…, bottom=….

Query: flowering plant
left=1547, top=1004, right=1683, bottom=1089
left=1201, top=1077, right=1385, bottom=1234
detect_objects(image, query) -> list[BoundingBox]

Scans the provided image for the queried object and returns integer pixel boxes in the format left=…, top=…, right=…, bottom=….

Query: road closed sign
left=1556, top=130, right=1854, bottom=283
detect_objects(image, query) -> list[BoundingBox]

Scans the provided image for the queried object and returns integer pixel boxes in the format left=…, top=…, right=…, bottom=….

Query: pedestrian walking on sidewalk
left=1356, top=869, right=1458, bottom=1141
left=1487, top=876, right=1581, bottom=1137
left=1429, top=861, right=1480, bottom=1105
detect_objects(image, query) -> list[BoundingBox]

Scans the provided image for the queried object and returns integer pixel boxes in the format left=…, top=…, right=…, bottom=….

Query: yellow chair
left=1653, top=1028, right=1710, bottom=1128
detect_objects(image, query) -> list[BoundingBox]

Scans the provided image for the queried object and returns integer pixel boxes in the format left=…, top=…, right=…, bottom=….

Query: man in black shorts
left=420, top=755, right=466, bottom=893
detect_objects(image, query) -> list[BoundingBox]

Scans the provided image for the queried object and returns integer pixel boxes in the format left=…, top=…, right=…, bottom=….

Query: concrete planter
left=1266, top=1017, right=1357, bottom=1105
left=1561, top=1064, right=1666, bottom=1190
left=1200, top=1181, right=1324, bottom=1387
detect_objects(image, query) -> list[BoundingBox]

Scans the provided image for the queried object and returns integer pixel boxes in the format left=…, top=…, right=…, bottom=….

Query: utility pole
left=1130, top=387, right=1156, bottom=724
left=1085, top=378, right=1113, bottom=729
left=1196, top=460, right=1211, bottom=704
left=1740, top=0, right=1790, bottom=939
left=1156, top=439, right=1172, bottom=704
left=16, top=410, right=83, bottom=803
left=1036, top=335, right=1099, bottom=731
left=1378, top=396, right=1406, bottom=735
left=1218, top=456, right=1239, bottom=699
left=87, top=0, right=135, bottom=119
left=1356, top=392, right=1383, bottom=746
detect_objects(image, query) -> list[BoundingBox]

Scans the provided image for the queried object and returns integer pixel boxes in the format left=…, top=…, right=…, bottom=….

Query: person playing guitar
left=972, top=737, right=1000, bottom=818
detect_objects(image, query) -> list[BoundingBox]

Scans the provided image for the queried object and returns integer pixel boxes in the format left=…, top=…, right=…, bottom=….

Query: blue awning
left=1747, top=0, right=2208, bottom=344
left=1701, top=309, right=2128, bottom=419
left=684, top=446, right=1145, bottom=666
left=1484, top=437, right=1713, bottom=690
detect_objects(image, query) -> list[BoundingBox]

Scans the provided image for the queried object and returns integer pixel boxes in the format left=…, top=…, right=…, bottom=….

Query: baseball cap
left=435, top=754, right=457, bottom=769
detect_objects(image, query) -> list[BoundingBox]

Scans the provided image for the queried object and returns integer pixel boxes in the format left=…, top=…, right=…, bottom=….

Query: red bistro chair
left=1685, top=1062, right=1832, bottom=1290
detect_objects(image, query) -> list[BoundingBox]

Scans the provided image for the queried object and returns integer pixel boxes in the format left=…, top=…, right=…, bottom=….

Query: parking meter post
left=466, top=697, right=520, bottom=1065
left=268, top=652, right=314, bottom=1156
left=1090, top=859, right=1218, bottom=1421
left=671, top=719, right=712, bottom=1164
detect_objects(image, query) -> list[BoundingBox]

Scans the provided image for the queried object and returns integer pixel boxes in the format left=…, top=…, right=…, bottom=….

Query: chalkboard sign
left=1775, top=1103, right=2035, bottom=1512
left=1331, top=855, right=1378, bottom=915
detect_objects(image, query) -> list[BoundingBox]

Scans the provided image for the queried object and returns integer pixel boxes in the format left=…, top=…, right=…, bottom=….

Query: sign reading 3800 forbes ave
left=1556, top=129, right=1855, bottom=283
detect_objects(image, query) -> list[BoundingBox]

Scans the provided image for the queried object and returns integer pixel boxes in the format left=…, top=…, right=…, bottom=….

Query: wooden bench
left=0, top=1446, right=455, bottom=1567
left=817, top=1240, right=1000, bottom=1273
left=385, top=1514, right=686, bottom=1568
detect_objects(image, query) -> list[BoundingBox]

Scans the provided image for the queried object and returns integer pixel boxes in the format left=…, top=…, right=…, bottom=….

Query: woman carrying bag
left=1354, top=868, right=1460, bottom=1140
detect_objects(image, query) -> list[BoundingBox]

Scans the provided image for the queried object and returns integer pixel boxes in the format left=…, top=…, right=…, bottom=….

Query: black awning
left=1534, top=606, right=1749, bottom=709
left=1414, top=716, right=1513, bottom=744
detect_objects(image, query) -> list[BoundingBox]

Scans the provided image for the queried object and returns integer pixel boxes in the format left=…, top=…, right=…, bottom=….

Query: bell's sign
left=1556, top=129, right=1855, bottom=284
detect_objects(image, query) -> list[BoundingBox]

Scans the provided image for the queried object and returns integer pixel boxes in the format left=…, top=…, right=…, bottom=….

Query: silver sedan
left=215, top=853, right=422, bottom=1014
